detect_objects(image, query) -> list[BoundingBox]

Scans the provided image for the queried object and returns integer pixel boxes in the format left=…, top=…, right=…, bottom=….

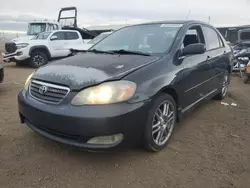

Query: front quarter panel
left=125, top=56, right=182, bottom=103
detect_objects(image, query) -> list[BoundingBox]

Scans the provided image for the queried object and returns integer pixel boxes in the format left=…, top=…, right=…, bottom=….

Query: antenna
left=186, top=9, right=191, bottom=20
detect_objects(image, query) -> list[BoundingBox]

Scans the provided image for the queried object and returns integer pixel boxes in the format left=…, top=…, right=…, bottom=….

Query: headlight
left=24, top=72, right=34, bottom=91
left=71, top=81, right=136, bottom=105
left=16, top=43, right=29, bottom=49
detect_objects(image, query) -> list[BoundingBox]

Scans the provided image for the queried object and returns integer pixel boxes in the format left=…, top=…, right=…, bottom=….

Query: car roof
left=129, top=20, right=212, bottom=27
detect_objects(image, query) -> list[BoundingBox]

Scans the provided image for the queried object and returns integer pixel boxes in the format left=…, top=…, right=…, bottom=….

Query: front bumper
left=18, top=90, right=151, bottom=150
left=2, top=48, right=30, bottom=63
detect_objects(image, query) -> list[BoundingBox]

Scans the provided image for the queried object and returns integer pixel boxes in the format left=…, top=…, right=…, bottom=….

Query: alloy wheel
left=152, top=101, right=175, bottom=146
left=222, top=74, right=229, bottom=97
left=33, top=55, right=45, bottom=66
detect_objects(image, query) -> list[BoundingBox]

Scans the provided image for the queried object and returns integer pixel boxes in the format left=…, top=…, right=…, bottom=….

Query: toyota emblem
left=39, top=85, right=48, bottom=95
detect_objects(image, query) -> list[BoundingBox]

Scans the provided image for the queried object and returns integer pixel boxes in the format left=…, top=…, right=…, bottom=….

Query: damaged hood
left=32, top=52, right=160, bottom=90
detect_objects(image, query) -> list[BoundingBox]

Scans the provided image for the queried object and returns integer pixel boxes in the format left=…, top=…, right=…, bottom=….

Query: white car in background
left=65, top=31, right=113, bottom=51
left=3, top=30, right=84, bottom=68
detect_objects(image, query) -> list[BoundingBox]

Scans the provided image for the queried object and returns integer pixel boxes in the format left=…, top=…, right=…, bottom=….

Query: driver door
left=49, top=31, right=69, bottom=58
left=177, top=25, right=212, bottom=110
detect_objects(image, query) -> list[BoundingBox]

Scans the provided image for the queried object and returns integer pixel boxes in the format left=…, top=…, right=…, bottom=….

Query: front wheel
left=243, top=75, right=250, bottom=84
left=143, top=94, right=177, bottom=152
left=29, top=51, right=48, bottom=68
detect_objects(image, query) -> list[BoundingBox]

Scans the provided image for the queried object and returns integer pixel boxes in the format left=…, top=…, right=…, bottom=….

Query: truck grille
left=29, top=80, right=70, bottom=104
left=5, top=42, right=17, bottom=54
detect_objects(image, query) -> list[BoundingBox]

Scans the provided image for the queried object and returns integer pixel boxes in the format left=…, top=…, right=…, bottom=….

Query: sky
left=0, top=0, right=250, bottom=31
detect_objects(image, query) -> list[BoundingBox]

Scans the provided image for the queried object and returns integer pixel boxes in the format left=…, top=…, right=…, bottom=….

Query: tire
left=243, top=75, right=250, bottom=84
left=143, top=93, right=177, bottom=152
left=16, top=60, right=29, bottom=67
left=29, top=51, right=48, bottom=68
left=214, top=71, right=230, bottom=100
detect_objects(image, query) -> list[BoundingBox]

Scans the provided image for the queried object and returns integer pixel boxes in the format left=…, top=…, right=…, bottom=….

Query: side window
left=182, top=25, right=205, bottom=49
left=51, top=32, right=65, bottom=40
left=65, top=32, right=79, bottom=40
left=202, top=26, right=221, bottom=50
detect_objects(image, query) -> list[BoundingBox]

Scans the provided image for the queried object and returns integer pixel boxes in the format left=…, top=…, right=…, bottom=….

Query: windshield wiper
left=88, top=49, right=116, bottom=54
left=108, top=49, right=151, bottom=56
left=69, top=49, right=88, bottom=56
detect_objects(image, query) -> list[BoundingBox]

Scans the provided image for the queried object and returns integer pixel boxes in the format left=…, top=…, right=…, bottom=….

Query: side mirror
left=181, top=43, right=206, bottom=56
left=50, top=35, right=58, bottom=41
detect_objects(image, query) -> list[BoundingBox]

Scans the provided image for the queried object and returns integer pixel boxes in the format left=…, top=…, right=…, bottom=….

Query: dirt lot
left=1, top=63, right=250, bottom=188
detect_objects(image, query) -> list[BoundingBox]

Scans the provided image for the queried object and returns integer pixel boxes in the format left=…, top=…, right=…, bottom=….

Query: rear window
left=65, top=32, right=79, bottom=40
left=52, top=32, right=66, bottom=40
left=202, top=26, right=221, bottom=50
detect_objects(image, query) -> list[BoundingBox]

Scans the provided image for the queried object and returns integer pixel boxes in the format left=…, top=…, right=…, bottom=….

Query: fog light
left=87, top=134, right=123, bottom=145
left=16, top=52, right=23, bottom=56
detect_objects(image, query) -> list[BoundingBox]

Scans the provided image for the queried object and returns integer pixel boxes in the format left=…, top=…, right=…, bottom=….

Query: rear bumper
left=18, top=90, right=151, bottom=150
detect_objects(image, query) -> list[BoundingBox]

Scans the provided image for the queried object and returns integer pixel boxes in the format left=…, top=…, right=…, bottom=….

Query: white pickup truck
left=3, top=30, right=84, bottom=68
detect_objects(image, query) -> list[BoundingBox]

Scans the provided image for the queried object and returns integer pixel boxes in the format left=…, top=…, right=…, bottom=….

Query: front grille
left=5, top=42, right=17, bottom=53
left=29, top=80, right=70, bottom=104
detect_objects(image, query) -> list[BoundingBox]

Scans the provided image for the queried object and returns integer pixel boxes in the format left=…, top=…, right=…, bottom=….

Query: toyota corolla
left=18, top=20, right=232, bottom=152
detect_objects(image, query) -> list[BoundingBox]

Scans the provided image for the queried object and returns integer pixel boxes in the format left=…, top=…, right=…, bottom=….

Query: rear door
left=65, top=31, right=83, bottom=46
left=49, top=31, right=69, bottom=58
left=178, top=25, right=212, bottom=110
left=202, top=25, right=229, bottom=90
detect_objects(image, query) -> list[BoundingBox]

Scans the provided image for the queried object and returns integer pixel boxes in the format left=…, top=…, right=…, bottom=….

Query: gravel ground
left=0, top=63, right=250, bottom=188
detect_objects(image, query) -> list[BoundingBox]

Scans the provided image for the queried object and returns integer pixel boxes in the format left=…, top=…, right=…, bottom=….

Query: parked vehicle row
left=1, top=6, right=105, bottom=68
left=18, top=20, right=233, bottom=152
left=2, top=30, right=112, bottom=68
left=3, top=30, right=84, bottom=68
left=230, top=28, right=250, bottom=83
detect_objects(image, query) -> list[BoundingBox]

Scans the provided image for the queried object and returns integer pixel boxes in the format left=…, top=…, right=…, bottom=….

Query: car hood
left=64, top=43, right=93, bottom=51
left=33, top=53, right=160, bottom=90
left=11, top=35, right=35, bottom=42
left=15, top=39, right=47, bottom=45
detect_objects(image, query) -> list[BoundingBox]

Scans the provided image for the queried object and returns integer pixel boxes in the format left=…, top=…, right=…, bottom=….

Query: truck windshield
left=90, top=23, right=182, bottom=54
left=27, top=23, right=46, bottom=35
left=34, top=32, right=51, bottom=40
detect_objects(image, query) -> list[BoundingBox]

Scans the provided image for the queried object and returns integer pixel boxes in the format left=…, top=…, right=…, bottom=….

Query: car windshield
left=90, top=24, right=182, bottom=54
left=27, top=23, right=47, bottom=35
left=34, top=32, right=51, bottom=40
left=88, top=33, right=111, bottom=44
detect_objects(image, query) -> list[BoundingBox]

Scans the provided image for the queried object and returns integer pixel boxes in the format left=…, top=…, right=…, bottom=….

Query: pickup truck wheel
left=30, top=51, right=48, bottom=68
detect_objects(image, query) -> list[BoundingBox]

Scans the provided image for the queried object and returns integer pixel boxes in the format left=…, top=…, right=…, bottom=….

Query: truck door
left=65, top=31, right=83, bottom=46
left=49, top=31, right=69, bottom=58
